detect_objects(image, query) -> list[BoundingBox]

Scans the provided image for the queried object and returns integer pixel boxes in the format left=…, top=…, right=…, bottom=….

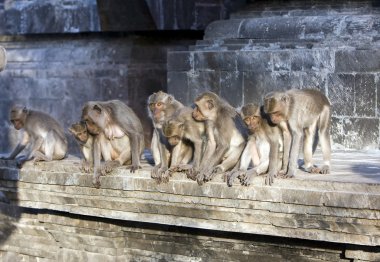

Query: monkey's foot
left=242, top=171, right=258, bottom=186
left=277, top=169, right=287, bottom=177
left=196, top=173, right=205, bottom=186
left=81, top=161, right=93, bottom=173
left=226, top=170, right=243, bottom=187
left=130, top=164, right=141, bottom=173
left=265, top=172, right=276, bottom=186
left=151, top=166, right=168, bottom=183
left=100, top=161, right=120, bottom=176
left=310, top=165, right=330, bottom=174
left=92, top=176, right=101, bottom=189
left=160, top=170, right=171, bottom=183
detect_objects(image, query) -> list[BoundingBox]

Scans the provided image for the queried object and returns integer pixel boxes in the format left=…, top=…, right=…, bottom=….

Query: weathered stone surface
left=0, top=150, right=380, bottom=260
left=335, top=49, right=380, bottom=73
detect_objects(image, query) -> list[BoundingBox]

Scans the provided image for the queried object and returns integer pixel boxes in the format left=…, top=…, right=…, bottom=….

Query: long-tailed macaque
left=264, top=88, right=331, bottom=178
left=192, top=92, right=245, bottom=185
left=227, top=103, right=283, bottom=186
left=162, top=107, right=211, bottom=181
left=68, top=122, right=94, bottom=173
left=82, top=100, right=144, bottom=187
left=147, top=91, right=185, bottom=180
left=0, top=105, right=68, bottom=167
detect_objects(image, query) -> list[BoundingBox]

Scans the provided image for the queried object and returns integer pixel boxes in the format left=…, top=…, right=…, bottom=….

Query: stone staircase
left=167, top=0, right=380, bottom=150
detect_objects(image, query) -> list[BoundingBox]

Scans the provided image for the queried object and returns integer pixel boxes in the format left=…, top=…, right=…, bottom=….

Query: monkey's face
left=243, top=115, right=261, bottom=131
left=83, top=118, right=101, bottom=135
left=193, top=98, right=216, bottom=122
left=9, top=107, right=27, bottom=130
left=268, top=111, right=285, bottom=125
left=149, top=101, right=166, bottom=124
left=69, top=124, right=89, bottom=143
left=10, top=118, right=23, bottom=130
left=192, top=105, right=207, bottom=121
left=168, top=136, right=181, bottom=146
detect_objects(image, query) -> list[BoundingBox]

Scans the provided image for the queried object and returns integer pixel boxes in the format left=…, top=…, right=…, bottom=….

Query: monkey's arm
left=199, top=121, right=216, bottom=170
left=23, top=136, right=44, bottom=160
left=265, top=136, right=280, bottom=185
left=239, top=136, right=257, bottom=170
left=92, top=135, right=102, bottom=188
left=2, top=132, right=29, bottom=159
left=150, top=129, right=161, bottom=165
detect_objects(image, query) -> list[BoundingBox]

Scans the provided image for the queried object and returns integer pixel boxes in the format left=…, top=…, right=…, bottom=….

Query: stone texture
left=0, top=152, right=380, bottom=260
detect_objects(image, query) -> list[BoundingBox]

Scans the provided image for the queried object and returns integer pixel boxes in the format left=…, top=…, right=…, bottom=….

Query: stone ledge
left=0, top=150, right=379, bottom=247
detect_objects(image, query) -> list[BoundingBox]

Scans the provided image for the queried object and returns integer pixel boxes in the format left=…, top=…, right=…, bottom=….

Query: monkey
left=161, top=106, right=212, bottom=182
left=0, top=105, right=68, bottom=167
left=226, top=103, right=284, bottom=186
left=263, top=88, right=331, bottom=179
left=82, top=100, right=144, bottom=187
left=147, top=91, right=185, bottom=181
left=68, top=122, right=94, bottom=173
left=192, top=91, right=246, bottom=185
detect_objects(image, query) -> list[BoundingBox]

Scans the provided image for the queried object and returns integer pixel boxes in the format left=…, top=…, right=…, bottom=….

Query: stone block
left=187, top=71, right=221, bottom=101
left=167, top=52, right=193, bottom=71
left=355, top=74, right=376, bottom=117
left=243, top=72, right=291, bottom=104
left=220, top=71, right=243, bottom=107
left=237, top=51, right=272, bottom=72
left=167, top=71, right=189, bottom=104
left=335, top=49, right=380, bottom=73
left=327, top=73, right=355, bottom=116
left=343, top=117, right=379, bottom=150
left=331, top=117, right=345, bottom=148
left=273, top=51, right=291, bottom=71
left=194, top=51, right=237, bottom=71
left=291, top=50, right=333, bottom=71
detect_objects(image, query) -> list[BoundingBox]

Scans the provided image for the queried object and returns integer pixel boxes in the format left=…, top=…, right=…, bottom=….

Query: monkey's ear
left=167, top=95, right=173, bottom=103
left=206, top=99, right=214, bottom=110
left=280, top=94, right=290, bottom=103
left=93, top=104, right=102, bottom=114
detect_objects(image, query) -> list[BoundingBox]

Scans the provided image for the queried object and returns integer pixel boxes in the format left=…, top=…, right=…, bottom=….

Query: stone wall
left=167, top=1, right=380, bottom=150
left=0, top=34, right=198, bottom=153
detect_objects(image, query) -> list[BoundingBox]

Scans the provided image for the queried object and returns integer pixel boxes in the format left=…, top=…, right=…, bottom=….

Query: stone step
left=231, top=1, right=378, bottom=19
left=204, top=14, right=380, bottom=43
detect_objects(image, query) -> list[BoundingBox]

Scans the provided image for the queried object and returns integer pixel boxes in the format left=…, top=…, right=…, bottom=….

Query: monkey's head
left=162, top=120, right=184, bottom=146
left=192, top=92, right=219, bottom=122
left=263, top=92, right=289, bottom=125
left=148, top=91, right=174, bottom=124
left=240, top=104, right=261, bottom=132
left=68, top=122, right=89, bottom=143
left=81, top=102, right=107, bottom=135
left=9, top=105, right=28, bottom=130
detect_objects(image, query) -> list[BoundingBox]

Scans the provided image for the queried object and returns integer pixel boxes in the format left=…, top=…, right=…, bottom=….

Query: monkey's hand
left=130, top=164, right=141, bottom=173
left=265, top=172, right=275, bottom=186
left=92, top=172, right=101, bottom=189
left=81, top=160, right=93, bottom=173
left=310, top=165, right=330, bottom=175
left=160, top=169, right=172, bottom=183
left=226, top=170, right=245, bottom=187
left=151, top=165, right=167, bottom=183
left=242, top=170, right=258, bottom=186
left=101, top=160, right=121, bottom=176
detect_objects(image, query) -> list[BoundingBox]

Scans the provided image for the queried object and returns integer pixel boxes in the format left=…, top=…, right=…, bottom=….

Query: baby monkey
left=68, top=122, right=94, bottom=173
left=227, top=103, right=283, bottom=186
left=1, top=105, right=68, bottom=167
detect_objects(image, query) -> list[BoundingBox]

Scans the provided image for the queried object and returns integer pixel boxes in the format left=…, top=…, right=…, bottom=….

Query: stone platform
left=0, top=151, right=379, bottom=261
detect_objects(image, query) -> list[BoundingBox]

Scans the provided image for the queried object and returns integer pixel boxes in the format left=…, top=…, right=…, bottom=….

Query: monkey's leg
left=316, top=107, right=331, bottom=174
left=265, top=138, right=279, bottom=186
left=278, top=122, right=291, bottom=176
left=210, top=143, right=245, bottom=181
left=286, top=129, right=302, bottom=178
left=244, top=158, right=269, bottom=186
left=302, top=121, right=317, bottom=173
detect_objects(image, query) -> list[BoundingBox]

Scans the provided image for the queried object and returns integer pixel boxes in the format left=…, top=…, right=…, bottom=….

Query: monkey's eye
left=149, top=103, right=155, bottom=110
left=156, top=102, right=163, bottom=107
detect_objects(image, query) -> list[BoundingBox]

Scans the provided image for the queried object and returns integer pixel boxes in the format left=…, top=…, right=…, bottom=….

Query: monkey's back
left=25, top=110, right=67, bottom=142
